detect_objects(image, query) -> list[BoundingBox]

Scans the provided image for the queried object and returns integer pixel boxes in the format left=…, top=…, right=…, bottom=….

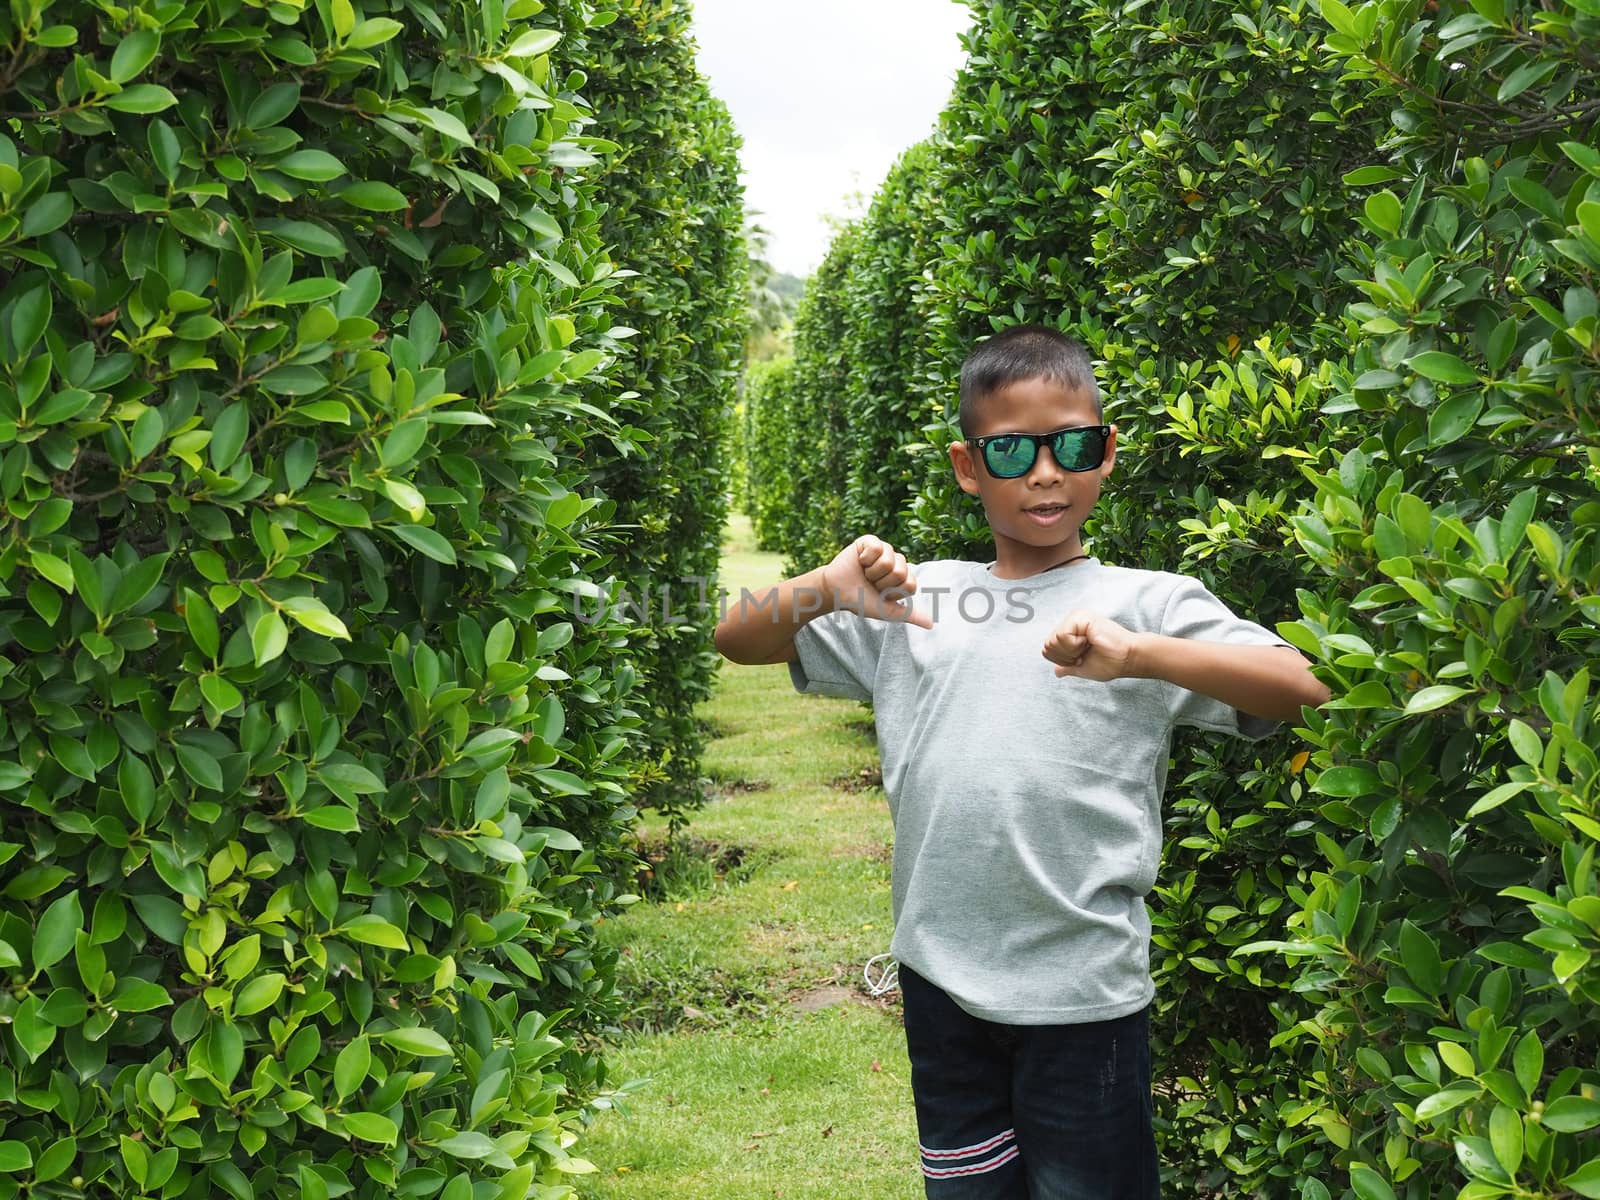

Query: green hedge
left=751, top=0, right=1600, bottom=1194
left=742, top=356, right=797, bottom=554
left=0, top=0, right=741, bottom=1196
left=1267, top=5, right=1600, bottom=1198
left=579, top=2, right=747, bottom=827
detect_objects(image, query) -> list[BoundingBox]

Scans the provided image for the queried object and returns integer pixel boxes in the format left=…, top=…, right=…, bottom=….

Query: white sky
left=690, top=0, right=973, bottom=279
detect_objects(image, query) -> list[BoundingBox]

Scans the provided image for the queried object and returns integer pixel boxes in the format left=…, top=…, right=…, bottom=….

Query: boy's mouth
left=1024, top=503, right=1069, bottom=525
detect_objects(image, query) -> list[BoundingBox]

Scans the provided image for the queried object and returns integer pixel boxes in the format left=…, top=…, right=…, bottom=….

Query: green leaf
left=505, top=28, right=560, bottom=56
left=263, top=219, right=346, bottom=258
left=1513, top=1030, right=1543, bottom=1097
left=1400, top=920, right=1444, bottom=995
left=1404, top=685, right=1469, bottom=714
left=50, top=734, right=97, bottom=781
left=347, top=17, right=405, bottom=48
left=1564, top=1160, right=1600, bottom=1199
left=33, top=1137, right=75, bottom=1182
left=0, top=1142, right=33, bottom=1172
left=210, top=404, right=250, bottom=470
left=1415, top=1086, right=1479, bottom=1121
left=104, top=84, right=177, bottom=113
left=252, top=610, right=288, bottom=666
left=408, top=106, right=474, bottom=146
left=343, top=1112, right=398, bottom=1146
left=435, top=1131, right=497, bottom=1158
left=380, top=419, right=429, bottom=468
left=532, top=769, right=590, bottom=797
left=200, top=673, right=244, bottom=713
left=1313, top=765, right=1381, bottom=797
left=260, top=365, right=327, bottom=395
left=1319, top=0, right=1357, bottom=36
left=1579, top=201, right=1600, bottom=247
left=1455, top=1135, right=1508, bottom=1183
left=110, top=30, right=160, bottom=82
left=33, top=889, right=83, bottom=971
left=1497, top=58, right=1557, bottom=102
left=1342, top=166, right=1402, bottom=187
left=1410, top=351, right=1477, bottom=384
left=1489, top=1102, right=1522, bottom=1178
left=12, top=995, right=56, bottom=1060
left=391, top=524, right=457, bottom=564
left=341, top=916, right=408, bottom=949
left=335, top=1035, right=371, bottom=1099
left=303, top=805, right=360, bottom=832
left=21, top=193, right=72, bottom=238
left=184, top=589, right=221, bottom=658
left=303, top=497, right=372, bottom=526
left=280, top=596, right=350, bottom=639
left=377, top=1027, right=453, bottom=1056
left=317, top=762, right=384, bottom=793
left=267, top=277, right=344, bottom=305
left=275, top=150, right=347, bottom=181
left=234, top=972, right=285, bottom=1017
left=1439, top=1041, right=1477, bottom=1078
left=247, top=82, right=300, bottom=128
left=382, top=478, right=427, bottom=519
left=1364, top=190, right=1401, bottom=235
left=175, top=743, right=223, bottom=792
left=1428, top=393, right=1483, bottom=446
left=11, top=285, right=51, bottom=354
left=1541, top=1096, right=1600, bottom=1132
left=149, top=119, right=181, bottom=180
left=340, top=181, right=409, bottom=211
left=112, top=551, right=169, bottom=614
left=118, top=753, right=156, bottom=824
left=1349, top=1166, right=1397, bottom=1200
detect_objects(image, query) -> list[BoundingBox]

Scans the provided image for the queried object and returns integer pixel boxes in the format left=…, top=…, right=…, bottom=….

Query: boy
left=712, top=325, right=1328, bottom=1198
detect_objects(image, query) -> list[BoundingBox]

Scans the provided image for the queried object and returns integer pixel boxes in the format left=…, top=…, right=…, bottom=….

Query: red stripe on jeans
left=919, top=1128, right=1016, bottom=1161
left=922, top=1145, right=1022, bottom=1179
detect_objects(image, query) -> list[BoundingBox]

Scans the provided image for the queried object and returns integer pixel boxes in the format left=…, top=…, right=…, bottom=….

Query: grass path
left=576, top=514, right=923, bottom=1200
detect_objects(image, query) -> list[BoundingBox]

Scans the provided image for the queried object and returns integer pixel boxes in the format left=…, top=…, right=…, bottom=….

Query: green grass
left=577, top=513, right=923, bottom=1200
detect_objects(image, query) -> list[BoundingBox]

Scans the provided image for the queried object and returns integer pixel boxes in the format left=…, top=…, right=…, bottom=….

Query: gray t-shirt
left=789, top=556, right=1288, bottom=1024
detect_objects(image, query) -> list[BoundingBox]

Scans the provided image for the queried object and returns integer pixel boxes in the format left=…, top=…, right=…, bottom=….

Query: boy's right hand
left=820, top=535, right=935, bottom=629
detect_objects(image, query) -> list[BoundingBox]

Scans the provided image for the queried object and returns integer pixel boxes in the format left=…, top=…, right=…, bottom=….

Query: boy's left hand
left=1043, top=609, right=1142, bottom=681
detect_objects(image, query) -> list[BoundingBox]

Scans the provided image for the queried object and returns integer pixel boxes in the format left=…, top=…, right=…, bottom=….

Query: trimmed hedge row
left=748, top=0, right=1600, bottom=1195
left=578, top=3, right=747, bottom=828
left=0, top=1, right=741, bottom=1197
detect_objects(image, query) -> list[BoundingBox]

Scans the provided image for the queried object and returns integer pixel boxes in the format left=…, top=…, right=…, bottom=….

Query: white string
left=863, top=952, right=900, bottom=996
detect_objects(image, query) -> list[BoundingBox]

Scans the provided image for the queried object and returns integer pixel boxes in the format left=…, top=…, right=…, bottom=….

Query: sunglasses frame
left=965, top=424, right=1112, bottom=479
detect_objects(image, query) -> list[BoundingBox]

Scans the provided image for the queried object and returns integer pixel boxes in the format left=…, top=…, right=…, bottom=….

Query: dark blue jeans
left=900, top=966, right=1161, bottom=1199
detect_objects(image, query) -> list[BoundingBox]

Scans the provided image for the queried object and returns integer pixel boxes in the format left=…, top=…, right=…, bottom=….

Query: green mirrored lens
left=985, top=436, right=1036, bottom=477
left=1049, top=428, right=1102, bottom=471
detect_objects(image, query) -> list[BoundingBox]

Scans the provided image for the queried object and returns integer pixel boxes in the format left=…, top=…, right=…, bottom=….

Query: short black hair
left=957, top=325, right=1102, bottom=437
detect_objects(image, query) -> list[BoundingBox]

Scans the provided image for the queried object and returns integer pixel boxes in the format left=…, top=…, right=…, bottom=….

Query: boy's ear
left=948, top=440, right=981, bottom=495
left=1101, top=424, right=1118, bottom=478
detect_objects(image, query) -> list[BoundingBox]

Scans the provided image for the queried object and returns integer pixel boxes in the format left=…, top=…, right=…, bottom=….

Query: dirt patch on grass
left=790, top=984, right=856, bottom=1012
left=830, top=842, right=893, bottom=864
left=843, top=717, right=877, bottom=741
left=630, top=834, right=766, bottom=899
left=830, top=765, right=883, bottom=793
left=706, top=775, right=772, bottom=801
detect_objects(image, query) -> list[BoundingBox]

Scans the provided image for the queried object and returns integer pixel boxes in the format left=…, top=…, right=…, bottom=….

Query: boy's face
left=947, top=377, right=1116, bottom=578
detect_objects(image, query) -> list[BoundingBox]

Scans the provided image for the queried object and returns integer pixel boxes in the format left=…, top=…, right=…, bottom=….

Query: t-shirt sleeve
left=788, top=607, right=886, bottom=703
left=1160, top=575, right=1292, bottom=741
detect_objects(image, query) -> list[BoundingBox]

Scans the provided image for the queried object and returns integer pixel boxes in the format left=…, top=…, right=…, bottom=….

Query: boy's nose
left=1027, top=444, right=1068, bottom=480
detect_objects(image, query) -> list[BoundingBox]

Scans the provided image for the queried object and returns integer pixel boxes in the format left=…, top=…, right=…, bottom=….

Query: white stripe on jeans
left=922, top=1145, right=1022, bottom=1179
left=919, top=1128, right=1016, bottom=1161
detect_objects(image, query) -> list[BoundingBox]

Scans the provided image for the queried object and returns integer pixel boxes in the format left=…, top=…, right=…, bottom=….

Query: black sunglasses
left=966, top=424, right=1111, bottom=479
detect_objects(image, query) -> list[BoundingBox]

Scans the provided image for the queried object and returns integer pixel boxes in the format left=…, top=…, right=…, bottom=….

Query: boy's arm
left=1043, top=611, right=1329, bottom=722
left=713, top=535, right=933, bottom=666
